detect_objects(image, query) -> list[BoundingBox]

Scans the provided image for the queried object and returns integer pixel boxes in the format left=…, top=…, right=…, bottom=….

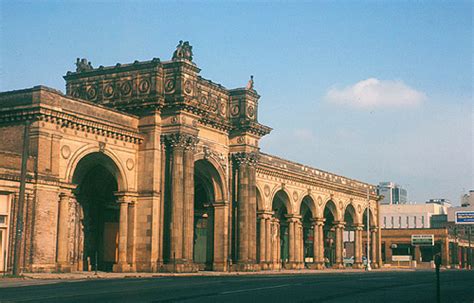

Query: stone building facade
left=0, top=42, right=381, bottom=273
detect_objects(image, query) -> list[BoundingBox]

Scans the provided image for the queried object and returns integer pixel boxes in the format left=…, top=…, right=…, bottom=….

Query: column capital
left=353, top=223, right=364, bottom=231
left=161, top=133, right=199, bottom=151
left=231, top=151, right=260, bottom=167
left=311, top=217, right=325, bottom=226
left=114, top=191, right=138, bottom=204
left=333, top=221, right=345, bottom=229
left=257, top=210, right=274, bottom=219
left=285, top=214, right=302, bottom=223
left=370, top=226, right=379, bottom=232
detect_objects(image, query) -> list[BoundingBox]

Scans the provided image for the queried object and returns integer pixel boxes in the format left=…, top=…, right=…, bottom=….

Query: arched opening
left=323, top=200, right=337, bottom=267
left=343, top=204, right=356, bottom=267
left=272, top=190, right=290, bottom=265
left=72, top=152, right=122, bottom=272
left=300, top=196, right=315, bottom=265
left=193, top=159, right=224, bottom=270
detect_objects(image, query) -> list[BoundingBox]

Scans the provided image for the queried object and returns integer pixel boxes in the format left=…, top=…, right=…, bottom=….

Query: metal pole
left=469, top=226, right=471, bottom=270
left=366, top=187, right=371, bottom=271
left=12, top=120, right=30, bottom=276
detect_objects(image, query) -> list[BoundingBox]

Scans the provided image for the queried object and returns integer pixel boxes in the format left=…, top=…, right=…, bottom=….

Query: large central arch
left=71, top=152, right=125, bottom=272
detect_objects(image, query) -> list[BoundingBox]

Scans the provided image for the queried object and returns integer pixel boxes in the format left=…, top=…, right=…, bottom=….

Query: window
left=399, top=216, right=402, bottom=228
left=0, top=215, right=5, bottom=224
left=421, top=216, right=425, bottom=227
left=406, top=216, right=409, bottom=227
left=414, top=216, right=417, bottom=228
left=384, top=216, right=387, bottom=228
left=391, top=216, right=394, bottom=228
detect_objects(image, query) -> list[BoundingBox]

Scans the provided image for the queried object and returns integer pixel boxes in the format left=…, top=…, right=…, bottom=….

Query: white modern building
left=380, top=201, right=449, bottom=229
left=377, top=182, right=407, bottom=205
left=448, top=190, right=474, bottom=222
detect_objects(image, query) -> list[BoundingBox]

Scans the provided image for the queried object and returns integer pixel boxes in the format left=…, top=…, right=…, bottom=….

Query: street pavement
left=0, top=270, right=473, bottom=302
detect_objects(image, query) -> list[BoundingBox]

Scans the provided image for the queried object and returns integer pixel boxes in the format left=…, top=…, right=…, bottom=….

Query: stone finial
left=246, top=75, right=254, bottom=90
left=172, top=40, right=193, bottom=62
left=75, top=58, right=93, bottom=72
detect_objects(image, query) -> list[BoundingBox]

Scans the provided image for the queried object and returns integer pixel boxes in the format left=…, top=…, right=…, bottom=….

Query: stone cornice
left=256, top=163, right=376, bottom=200
left=0, top=106, right=143, bottom=144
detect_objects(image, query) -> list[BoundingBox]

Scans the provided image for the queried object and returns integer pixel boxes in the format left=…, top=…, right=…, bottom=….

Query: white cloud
left=325, top=78, right=426, bottom=109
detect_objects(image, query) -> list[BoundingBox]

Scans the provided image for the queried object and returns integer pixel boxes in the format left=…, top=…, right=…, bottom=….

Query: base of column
left=371, top=262, right=380, bottom=269
left=307, top=262, right=325, bottom=270
left=332, top=262, right=345, bottom=269
left=212, top=262, right=227, bottom=272
left=283, top=261, right=304, bottom=269
left=113, top=262, right=131, bottom=273
left=235, top=262, right=260, bottom=272
left=352, top=262, right=364, bottom=269
left=55, top=263, right=73, bottom=273
left=161, top=261, right=199, bottom=273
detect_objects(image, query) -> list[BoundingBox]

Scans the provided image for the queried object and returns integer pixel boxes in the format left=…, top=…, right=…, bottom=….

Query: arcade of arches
left=0, top=41, right=381, bottom=273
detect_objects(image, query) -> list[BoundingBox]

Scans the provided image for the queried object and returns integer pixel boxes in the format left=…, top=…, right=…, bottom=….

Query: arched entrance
left=323, top=200, right=337, bottom=267
left=272, top=190, right=290, bottom=266
left=193, top=159, right=225, bottom=270
left=363, top=208, right=378, bottom=268
left=343, top=204, right=357, bottom=267
left=72, top=152, right=123, bottom=272
left=300, top=197, right=314, bottom=265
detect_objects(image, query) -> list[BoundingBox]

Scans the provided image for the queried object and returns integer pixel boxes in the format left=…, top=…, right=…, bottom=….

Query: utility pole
left=366, top=187, right=371, bottom=271
left=12, top=120, right=30, bottom=276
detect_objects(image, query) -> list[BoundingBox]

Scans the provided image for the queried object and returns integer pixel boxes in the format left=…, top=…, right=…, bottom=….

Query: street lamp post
left=366, top=187, right=372, bottom=271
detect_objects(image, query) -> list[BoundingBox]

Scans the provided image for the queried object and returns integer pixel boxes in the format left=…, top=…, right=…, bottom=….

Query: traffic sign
left=455, top=211, right=474, bottom=225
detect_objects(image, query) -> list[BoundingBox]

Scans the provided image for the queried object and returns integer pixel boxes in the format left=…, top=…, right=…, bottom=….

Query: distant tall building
left=377, top=182, right=407, bottom=205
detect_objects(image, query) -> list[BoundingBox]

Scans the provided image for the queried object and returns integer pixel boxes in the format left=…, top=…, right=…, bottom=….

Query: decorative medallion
left=201, top=96, right=208, bottom=106
left=138, top=79, right=150, bottom=93
left=247, top=105, right=255, bottom=118
left=237, top=136, right=245, bottom=144
left=126, top=158, right=135, bottom=170
left=99, top=142, right=106, bottom=153
left=318, top=198, right=322, bottom=206
left=184, top=80, right=193, bottom=94
left=339, top=201, right=343, bottom=209
left=87, top=86, right=97, bottom=100
left=171, top=117, right=178, bottom=124
left=357, top=205, right=362, bottom=213
left=165, top=79, right=175, bottom=92
left=219, top=101, right=226, bottom=116
left=293, top=191, right=299, bottom=201
left=264, top=185, right=270, bottom=197
left=231, top=105, right=240, bottom=116
left=121, top=81, right=132, bottom=95
left=103, top=84, right=114, bottom=98
left=209, top=98, right=218, bottom=112
left=61, top=145, right=71, bottom=159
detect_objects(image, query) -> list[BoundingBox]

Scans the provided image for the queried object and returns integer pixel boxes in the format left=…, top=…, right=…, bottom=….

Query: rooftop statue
left=172, top=40, right=193, bottom=61
left=76, top=58, right=93, bottom=72
left=246, top=75, right=254, bottom=90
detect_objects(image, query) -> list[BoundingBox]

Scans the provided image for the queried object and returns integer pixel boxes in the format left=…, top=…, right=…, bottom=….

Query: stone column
left=371, top=227, right=378, bottom=268
left=285, top=215, right=302, bottom=268
left=113, top=193, right=131, bottom=272
left=162, top=133, right=199, bottom=272
left=232, top=152, right=259, bottom=271
left=334, top=221, right=345, bottom=268
left=127, top=201, right=137, bottom=271
left=213, top=201, right=229, bottom=271
left=56, top=192, right=71, bottom=271
left=258, top=213, right=266, bottom=264
left=265, top=215, right=272, bottom=266
left=353, top=224, right=364, bottom=269
left=311, top=218, right=324, bottom=269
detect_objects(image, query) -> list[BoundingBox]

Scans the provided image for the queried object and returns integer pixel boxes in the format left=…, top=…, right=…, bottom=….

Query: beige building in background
left=0, top=42, right=381, bottom=273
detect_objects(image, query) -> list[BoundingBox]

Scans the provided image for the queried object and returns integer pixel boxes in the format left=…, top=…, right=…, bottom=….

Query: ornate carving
left=184, top=80, right=193, bottom=94
left=231, top=105, right=240, bottom=116
left=172, top=40, right=193, bottom=61
left=99, top=142, right=106, bottom=153
left=75, top=58, right=93, bottom=72
left=87, top=86, right=97, bottom=100
left=232, top=151, right=259, bottom=167
left=247, top=105, right=255, bottom=118
left=161, top=133, right=199, bottom=151
left=293, top=191, right=298, bottom=201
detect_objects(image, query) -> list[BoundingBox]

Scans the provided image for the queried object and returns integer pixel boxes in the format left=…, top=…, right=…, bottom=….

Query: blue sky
left=1, top=1, right=472, bottom=204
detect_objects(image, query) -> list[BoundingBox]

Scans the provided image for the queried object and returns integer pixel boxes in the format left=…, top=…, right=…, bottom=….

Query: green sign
left=411, top=234, right=434, bottom=246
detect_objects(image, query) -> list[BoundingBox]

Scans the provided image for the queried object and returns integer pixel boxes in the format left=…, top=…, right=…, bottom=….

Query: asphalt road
left=1, top=270, right=473, bottom=303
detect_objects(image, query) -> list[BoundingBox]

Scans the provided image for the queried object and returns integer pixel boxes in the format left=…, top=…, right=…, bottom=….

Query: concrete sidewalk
left=0, top=267, right=418, bottom=286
